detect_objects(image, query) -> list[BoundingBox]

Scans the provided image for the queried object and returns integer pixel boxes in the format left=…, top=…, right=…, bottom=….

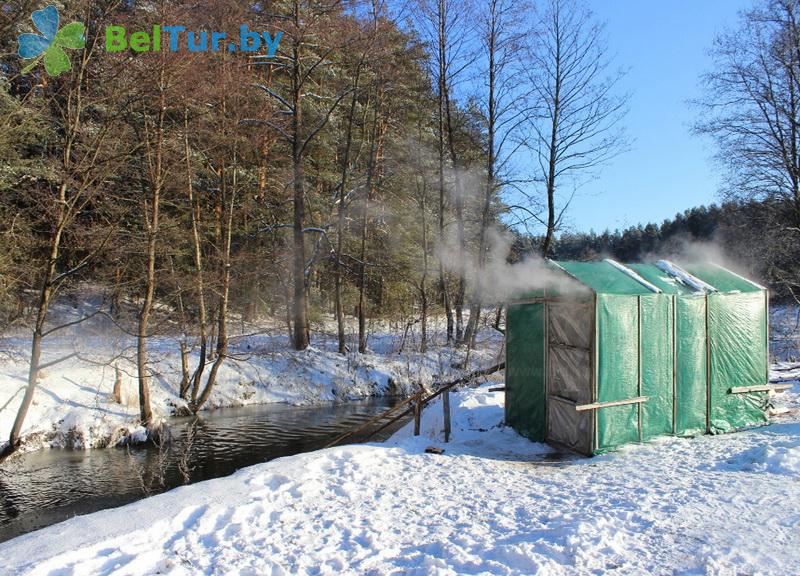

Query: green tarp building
left=505, top=259, right=776, bottom=455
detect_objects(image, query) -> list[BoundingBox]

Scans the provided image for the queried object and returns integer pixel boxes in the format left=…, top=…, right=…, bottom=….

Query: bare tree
left=696, top=0, right=800, bottom=299
left=463, top=0, right=529, bottom=348
left=2, top=0, right=131, bottom=458
left=357, top=90, right=386, bottom=353
left=253, top=0, right=355, bottom=351
left=333, top=11, right=381, bottom=355
left=135, top=52, right=168, bottom=429
left=410, top=121, right=435, bottom=352
left=334, top=58, right=365, bottom=354
left=435, top=0, right=455, bottom=343
left=526, top=0, right=628, bottom=258
left=415, top=0, right=475, bottom=343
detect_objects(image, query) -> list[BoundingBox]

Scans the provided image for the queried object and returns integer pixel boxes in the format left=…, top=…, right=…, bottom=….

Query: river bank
left=0, top=299, right=501, bottom=455
left=0, top=397, right=407, bottom=543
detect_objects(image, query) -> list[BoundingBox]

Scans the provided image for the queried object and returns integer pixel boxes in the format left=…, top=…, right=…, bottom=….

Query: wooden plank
left=322, top=395, right=415, bottom=448
left=443, top=390, right=451, bottom=443
left=575, top=396, right=649, bottom=412
left=413, top=393, right=422, bottom=436
left=508, top=296, right=593, bottom=308
left=729, top=384, right=794, bottom=394
left=328, top=362, right=506, bottom=448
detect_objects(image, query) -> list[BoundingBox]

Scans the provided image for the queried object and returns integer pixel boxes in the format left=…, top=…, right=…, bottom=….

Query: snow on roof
left=542, top=259, right=764, bottom=295
left=604, top=259, right=662, bottom=293
left=655, top=260, right=718, bottom=293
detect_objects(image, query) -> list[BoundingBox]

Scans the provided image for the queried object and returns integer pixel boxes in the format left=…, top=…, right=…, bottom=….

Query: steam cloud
left=436, top=226, right=586, bottom=303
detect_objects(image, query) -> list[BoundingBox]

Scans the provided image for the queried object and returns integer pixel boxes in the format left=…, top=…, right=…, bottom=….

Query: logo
left=17, top=5, right=85, bottom=77
left=15, top=5, right=280, bottom=77
left=105, top=25, right=282, bottom=56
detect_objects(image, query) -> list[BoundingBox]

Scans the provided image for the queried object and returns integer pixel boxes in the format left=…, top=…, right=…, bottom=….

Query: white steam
left=436, top=226, right=586, bottom=303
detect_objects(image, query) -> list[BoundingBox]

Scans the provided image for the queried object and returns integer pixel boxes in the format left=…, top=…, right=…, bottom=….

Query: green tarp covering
left=629, top=264, right=694, bottom=295
left=684, top=264, right=763, bottom=293
left=596, top=294, right=640, bottom=450
left=640, top=295, right=674, bottom=439
left=505, top=260, right=770, bottom=455
left=675, top=296, right=708, bottom=436
left=707, top=292, right=769, bottom=433
left=556, top=261, right=651, bottom=295
left=505, top=303, right=546, bottom=441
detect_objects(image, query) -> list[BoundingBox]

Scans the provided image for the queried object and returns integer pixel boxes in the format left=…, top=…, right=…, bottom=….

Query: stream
left=0, top=397, right=404, bottom=543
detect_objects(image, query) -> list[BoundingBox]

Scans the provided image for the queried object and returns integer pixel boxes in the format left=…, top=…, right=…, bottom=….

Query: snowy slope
left=2, top=371, right=800, bottom=575
left=0, top=301, right=501, bottom=454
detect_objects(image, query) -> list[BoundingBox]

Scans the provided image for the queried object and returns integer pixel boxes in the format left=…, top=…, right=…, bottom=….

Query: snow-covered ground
left=0, top=296, right=502, bottom=454
left=2, top=364, right=800, bottom=575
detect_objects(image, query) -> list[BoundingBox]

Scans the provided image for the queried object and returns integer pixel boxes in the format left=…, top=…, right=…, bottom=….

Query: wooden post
left=113, top=364, right=123, bottom=405
left=413, top=393, right=422, bottom=436
left=443, top=390, right=451, bottom=443
left=705, top=293, right=711, bottom=434
left=637, top=295, right=643, bottom=443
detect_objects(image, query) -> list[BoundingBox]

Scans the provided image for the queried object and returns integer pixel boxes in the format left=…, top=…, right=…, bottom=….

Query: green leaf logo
left=17, top=5, right=85, bottom=77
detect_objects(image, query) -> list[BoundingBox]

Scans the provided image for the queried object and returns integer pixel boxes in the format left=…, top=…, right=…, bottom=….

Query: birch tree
left=526, top=0, right=628, bottom=258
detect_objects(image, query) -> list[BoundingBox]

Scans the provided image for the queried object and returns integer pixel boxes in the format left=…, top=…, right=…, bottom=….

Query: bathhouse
left=505, top=259, right=777, bottom=455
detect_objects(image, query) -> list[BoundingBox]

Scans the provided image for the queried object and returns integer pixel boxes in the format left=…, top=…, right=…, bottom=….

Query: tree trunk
left=194, top=158, right=236, bottom=411
left=179, top=341, right=190, bottom=399
left=358, top=103, right=382, bottom=354
left=3, top=194, right=64, bottom=456
left=334, top=62, right=363, bottom=354
left=290, top=4, right=310, bottom=351
left=292, top=149, right=310, bottom=350
left=541, top=48, right=561, bottom=259
left=137, top=62, right=167, bottom=428
left=420, top=186, right=429, bottom=353
left=444, top=86, right=467, bottom=343
left=438, top=0, right=466, bottom=342
left=169, top=253, right=191, bottom=400
left=464, top=3, right=498, bottom=349
left=184, top=109, right=209, bottom=404
left=137, top=222, right=156, bottom=427
left=113, top=364, right=123, bottom=404
left=437, top=0, right=454, bottom=343
left=357, top=206, right=368, bottom=355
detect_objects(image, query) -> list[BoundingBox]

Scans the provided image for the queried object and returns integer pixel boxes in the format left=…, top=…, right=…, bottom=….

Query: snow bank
left=720, top=437, right=800, bottom=475
left=3, top=380, right=800, bottom=575
left=0, top=303, right=501, bottom=455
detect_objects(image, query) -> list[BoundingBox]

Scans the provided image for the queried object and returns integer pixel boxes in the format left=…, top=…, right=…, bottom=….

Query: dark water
left=0, top=397, right=404, bottom=543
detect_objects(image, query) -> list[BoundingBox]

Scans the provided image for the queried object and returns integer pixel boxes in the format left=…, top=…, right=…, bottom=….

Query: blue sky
left=561, top=0, right=753, bottom=234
